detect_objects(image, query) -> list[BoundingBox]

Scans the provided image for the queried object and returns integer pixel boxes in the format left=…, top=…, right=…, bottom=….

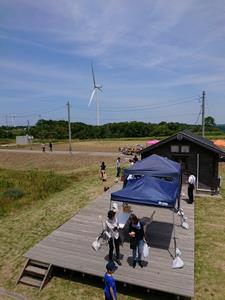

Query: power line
left=103, top=98, right=198, bottom=112
left=0, top=106, right=65, bottom=118
left=100, top=112, right=200, bottom=123
left=194, top=107, right=202, bottom=126
left=100, top=95, right=199, bottom=110
left=77, top=97, right=199, bottom=112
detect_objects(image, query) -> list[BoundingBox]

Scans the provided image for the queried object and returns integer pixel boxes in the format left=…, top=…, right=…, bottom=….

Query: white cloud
left=1, top=0, right=225, bottom=123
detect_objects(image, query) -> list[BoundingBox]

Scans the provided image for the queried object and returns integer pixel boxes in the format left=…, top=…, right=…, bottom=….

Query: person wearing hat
left=105, top=210, right=121, bottom=266
left=104, top=261, right=117, bottom=300
left=112, top=202, right=118, bottom=214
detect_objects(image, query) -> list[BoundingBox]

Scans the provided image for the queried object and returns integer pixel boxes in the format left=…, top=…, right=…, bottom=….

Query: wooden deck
left=25, top=183, right=194, bottom=298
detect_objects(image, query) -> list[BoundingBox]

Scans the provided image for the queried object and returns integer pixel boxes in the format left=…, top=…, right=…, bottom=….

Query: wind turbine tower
left=88, top=64, right=102, bottom=126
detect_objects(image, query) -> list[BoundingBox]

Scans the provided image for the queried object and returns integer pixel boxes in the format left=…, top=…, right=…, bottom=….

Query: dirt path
left=0, top=149, right=121, bottom=157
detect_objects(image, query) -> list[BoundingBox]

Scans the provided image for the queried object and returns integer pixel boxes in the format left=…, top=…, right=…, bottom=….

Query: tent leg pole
left=173, top=210, right=177, bottom=257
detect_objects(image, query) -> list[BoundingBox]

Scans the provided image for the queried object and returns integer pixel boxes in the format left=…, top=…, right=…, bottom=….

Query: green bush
left=3, top=187, right=25, bottom=200
left=0, top=169, right=76, bottom=216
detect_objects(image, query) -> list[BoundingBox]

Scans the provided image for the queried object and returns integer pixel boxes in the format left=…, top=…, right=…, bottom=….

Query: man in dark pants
left=105, top=210, right=121, bottom=265
left=188, top=172, right=196, bottom=204
left=116, top=157, right=121, bottom=178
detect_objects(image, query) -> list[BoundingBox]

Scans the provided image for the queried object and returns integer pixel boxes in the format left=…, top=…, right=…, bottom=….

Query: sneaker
left=132, top=261, right=136, bottom=268
left=138, top=261, right=143, bottom=268
left=116, top=259, right=122, bottom=266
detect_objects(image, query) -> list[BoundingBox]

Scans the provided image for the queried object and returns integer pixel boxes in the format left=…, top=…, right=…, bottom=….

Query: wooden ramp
left=23, top=184, right=194, bottom=298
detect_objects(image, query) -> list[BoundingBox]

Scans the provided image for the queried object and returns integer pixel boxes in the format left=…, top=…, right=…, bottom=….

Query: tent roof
left=124, top=154, right=181, bottom=179
left=111, top=176, right=179, bottom=208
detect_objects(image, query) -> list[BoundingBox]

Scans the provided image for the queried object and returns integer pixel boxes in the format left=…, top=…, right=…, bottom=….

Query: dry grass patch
left=0, top=152, right=116, bottom=173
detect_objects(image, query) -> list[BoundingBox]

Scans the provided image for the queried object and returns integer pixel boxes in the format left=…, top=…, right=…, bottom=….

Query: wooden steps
left=19, top=275, right=42, bottom=288
left=17, top=259, right=52, bottom=290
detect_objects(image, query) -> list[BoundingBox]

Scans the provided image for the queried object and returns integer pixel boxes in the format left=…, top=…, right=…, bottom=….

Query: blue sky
left=0, top=0, right=225, bottom=126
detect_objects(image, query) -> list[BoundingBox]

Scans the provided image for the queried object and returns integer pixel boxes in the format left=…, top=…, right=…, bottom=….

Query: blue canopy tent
left=112, top=154, right=182, bottom=209
left=110, top=155, right=184, bottom=268
left=111, top=176, right=179, bottom=208
left=123, top=154, right=181, bottom=182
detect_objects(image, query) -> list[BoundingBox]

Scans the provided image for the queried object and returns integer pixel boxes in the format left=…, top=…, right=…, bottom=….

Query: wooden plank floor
left=25, top=183, right=194, bottom=298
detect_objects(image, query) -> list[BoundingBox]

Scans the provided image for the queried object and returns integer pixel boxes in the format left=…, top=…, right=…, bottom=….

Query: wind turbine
left=88, top=64, right=102, bottom=126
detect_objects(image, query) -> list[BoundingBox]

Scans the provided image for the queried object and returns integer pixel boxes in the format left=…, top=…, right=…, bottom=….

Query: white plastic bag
left=172, top=256, right=184, bottom=269
left=92, top=239, right=101, bottom=251
left=143, top=242, right=150, bottom=258
left=181, top=221, right=189, bottom=230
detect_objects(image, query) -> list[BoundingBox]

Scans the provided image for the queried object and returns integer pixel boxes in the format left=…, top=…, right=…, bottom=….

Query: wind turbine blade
left=88, top=89, right=96, bottom=106
left=91, top=63, right=96, bottom=87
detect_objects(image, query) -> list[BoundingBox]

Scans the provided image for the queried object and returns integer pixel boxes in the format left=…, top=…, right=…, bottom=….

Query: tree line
left=0, top=117, right=223, bottom=140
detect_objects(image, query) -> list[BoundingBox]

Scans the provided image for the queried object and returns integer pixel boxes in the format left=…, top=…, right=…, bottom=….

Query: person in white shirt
left=188, top=172, right=196, bottom=204
left=105, top=210, right=121, bottom=266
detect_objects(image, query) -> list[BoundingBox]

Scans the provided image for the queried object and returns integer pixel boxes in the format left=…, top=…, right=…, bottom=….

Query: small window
left=171, top=145, right=179, bottom=153
left=181, top=145, right=190, bottom=153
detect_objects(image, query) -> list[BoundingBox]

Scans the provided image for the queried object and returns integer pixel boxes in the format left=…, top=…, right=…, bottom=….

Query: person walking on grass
left=105, top=210, right=121, bottom=266
left=129, top=214, right=145, bottom=268
left=100, top=161, right=107, bottom=181
left=116, top=157, right=121, bottom=179
left=104, top=261, right=118, bottom=300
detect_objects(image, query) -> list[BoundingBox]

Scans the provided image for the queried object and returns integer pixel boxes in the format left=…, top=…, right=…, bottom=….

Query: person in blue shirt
left=104, top=261, right=118, bottom=300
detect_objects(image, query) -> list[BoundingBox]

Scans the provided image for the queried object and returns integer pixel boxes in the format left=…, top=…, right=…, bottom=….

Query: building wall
left=142, top=138, right=219, bottom=192
left=16, top=136, right=29, bottom=145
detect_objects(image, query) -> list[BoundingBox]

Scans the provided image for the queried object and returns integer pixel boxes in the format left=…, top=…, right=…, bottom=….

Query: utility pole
left=5, top=115, right=8, bottom=138
left=202, top=91, right=205, bottom=137
left=27, top=120, right=32, bottom=150
left=27, top=120, right=30, bottom=134
left=67, top=101, right=72, bottom=153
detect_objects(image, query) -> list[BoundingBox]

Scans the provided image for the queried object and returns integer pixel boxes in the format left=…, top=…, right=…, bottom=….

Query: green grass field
left=195, top=163, right=225, bottom=300
left=0, top=150, right=225, bottom=299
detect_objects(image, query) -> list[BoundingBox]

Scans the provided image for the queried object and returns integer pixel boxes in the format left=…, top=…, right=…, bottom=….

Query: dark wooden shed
left=141, top=131, right=225, bottom=194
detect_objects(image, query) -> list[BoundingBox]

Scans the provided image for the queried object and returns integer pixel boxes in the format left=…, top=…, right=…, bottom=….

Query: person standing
left=133, top=155, right=138, bottom=163
left=42, top=143, right=45, bottom=152
left=188, top=172, right=196, bottom=204
left=104, top=261, right=118, bottom=300
left=49, top=142, right=53, bottom=152
left=129, top=214, right=145, bottom=268
left=100, top=162, right=107, bottom=181
left=116, top=157, right=121, bottom=178
left=105, top=210, right=121, bottom=265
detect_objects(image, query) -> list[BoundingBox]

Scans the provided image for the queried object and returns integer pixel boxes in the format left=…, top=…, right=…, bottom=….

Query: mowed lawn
left=195, top=163, right=225, bottom=300
left=0, top=146, right=225, bottom=299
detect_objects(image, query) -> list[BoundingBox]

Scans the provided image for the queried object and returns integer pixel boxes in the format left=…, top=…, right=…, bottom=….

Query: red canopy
left=146, top=139, right=159, bottom=145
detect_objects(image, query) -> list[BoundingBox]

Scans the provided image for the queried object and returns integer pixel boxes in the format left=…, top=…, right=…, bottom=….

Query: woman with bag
left=105, top=210, right=121, bottom=266
left=129, top=214, right=145, bottom=268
